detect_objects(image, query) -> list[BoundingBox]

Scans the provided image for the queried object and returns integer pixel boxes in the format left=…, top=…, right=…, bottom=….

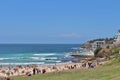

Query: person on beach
left=26, top=72, right=32, bottom=76
left=82, top=63, right=86, bottom=68
left=42, top=69, right=46, bottom=74
left=88, top=62, right=92, bottom=68
left=88, top=62, right=95, bottom=68
left=36, top=68, right=41, bottom=74
left=90, top=63, right=95, bottom=68
left=5, top=77, right=11, bottom=80
left=33, top=68, right=36, bottom=75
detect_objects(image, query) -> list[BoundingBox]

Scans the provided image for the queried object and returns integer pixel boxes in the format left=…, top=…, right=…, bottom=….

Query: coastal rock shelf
left=70, top=50, right=94, bottom=58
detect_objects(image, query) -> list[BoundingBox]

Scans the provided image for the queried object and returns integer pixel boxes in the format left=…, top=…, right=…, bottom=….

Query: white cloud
left=60, top=33, right=81, bottom=38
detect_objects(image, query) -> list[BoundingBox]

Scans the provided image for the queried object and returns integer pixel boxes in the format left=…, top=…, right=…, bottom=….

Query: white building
left=92, top=41, right=105, bottom=51
left=114, top=30, right=120, bottom=45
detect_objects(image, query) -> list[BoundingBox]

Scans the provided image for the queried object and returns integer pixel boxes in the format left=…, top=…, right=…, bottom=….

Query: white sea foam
left=0, top=58, right=13, bottom=60
left=30, top=57, right=40, bottom=60
left=33, top=53, right=56, bottom=56
left=65, top=52, right=72, bottom=57
left=55, top=61, right=61, bottom=63
left=30, top=57, right=58, bottom=60
left=30, top=57, right=46, bottom=60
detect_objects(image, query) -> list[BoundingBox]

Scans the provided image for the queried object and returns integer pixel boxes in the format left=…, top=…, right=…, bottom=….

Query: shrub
left=94, top=47, right=102, bottom=57
left=111, top=47, right=120, bottom=55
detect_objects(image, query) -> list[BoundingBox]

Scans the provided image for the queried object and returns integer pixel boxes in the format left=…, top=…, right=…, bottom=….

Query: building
left=92, top=41, right=105, bottom=51
left=114, top=30, right=120, bottom=45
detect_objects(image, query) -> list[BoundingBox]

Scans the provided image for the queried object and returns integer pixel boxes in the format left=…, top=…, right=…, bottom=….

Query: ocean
left=0, top=44, right=81, bottom=65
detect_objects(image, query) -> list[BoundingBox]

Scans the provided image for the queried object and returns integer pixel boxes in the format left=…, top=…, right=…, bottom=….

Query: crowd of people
left=0, top=61, right=97, bottom=80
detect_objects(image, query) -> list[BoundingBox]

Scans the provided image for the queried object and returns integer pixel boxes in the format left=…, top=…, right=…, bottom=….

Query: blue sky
left=0, top=0, right=120, bottom=44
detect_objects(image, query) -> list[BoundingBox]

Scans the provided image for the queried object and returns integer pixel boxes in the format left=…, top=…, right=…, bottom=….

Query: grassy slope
left=12, top=58, right=120, bottom=80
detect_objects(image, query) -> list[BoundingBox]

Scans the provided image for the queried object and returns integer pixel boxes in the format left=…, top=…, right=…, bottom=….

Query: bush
left=94, top=47, right=102, bottom=57
left=111, top=47, right=120, bottom=55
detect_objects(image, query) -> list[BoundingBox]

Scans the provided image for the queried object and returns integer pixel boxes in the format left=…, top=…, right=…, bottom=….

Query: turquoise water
left=0, top=44, right=80, bottom=65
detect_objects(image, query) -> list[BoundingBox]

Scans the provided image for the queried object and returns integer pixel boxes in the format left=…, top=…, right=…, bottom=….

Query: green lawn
left=11, top=58, right=120, bottom=80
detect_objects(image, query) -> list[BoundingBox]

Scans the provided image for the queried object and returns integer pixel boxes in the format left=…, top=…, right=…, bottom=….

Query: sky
left=0, top=0, right=120, bottom=44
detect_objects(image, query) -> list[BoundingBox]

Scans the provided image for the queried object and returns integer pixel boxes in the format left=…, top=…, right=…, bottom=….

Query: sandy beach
left=0, top=60, right=97, bottom=78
